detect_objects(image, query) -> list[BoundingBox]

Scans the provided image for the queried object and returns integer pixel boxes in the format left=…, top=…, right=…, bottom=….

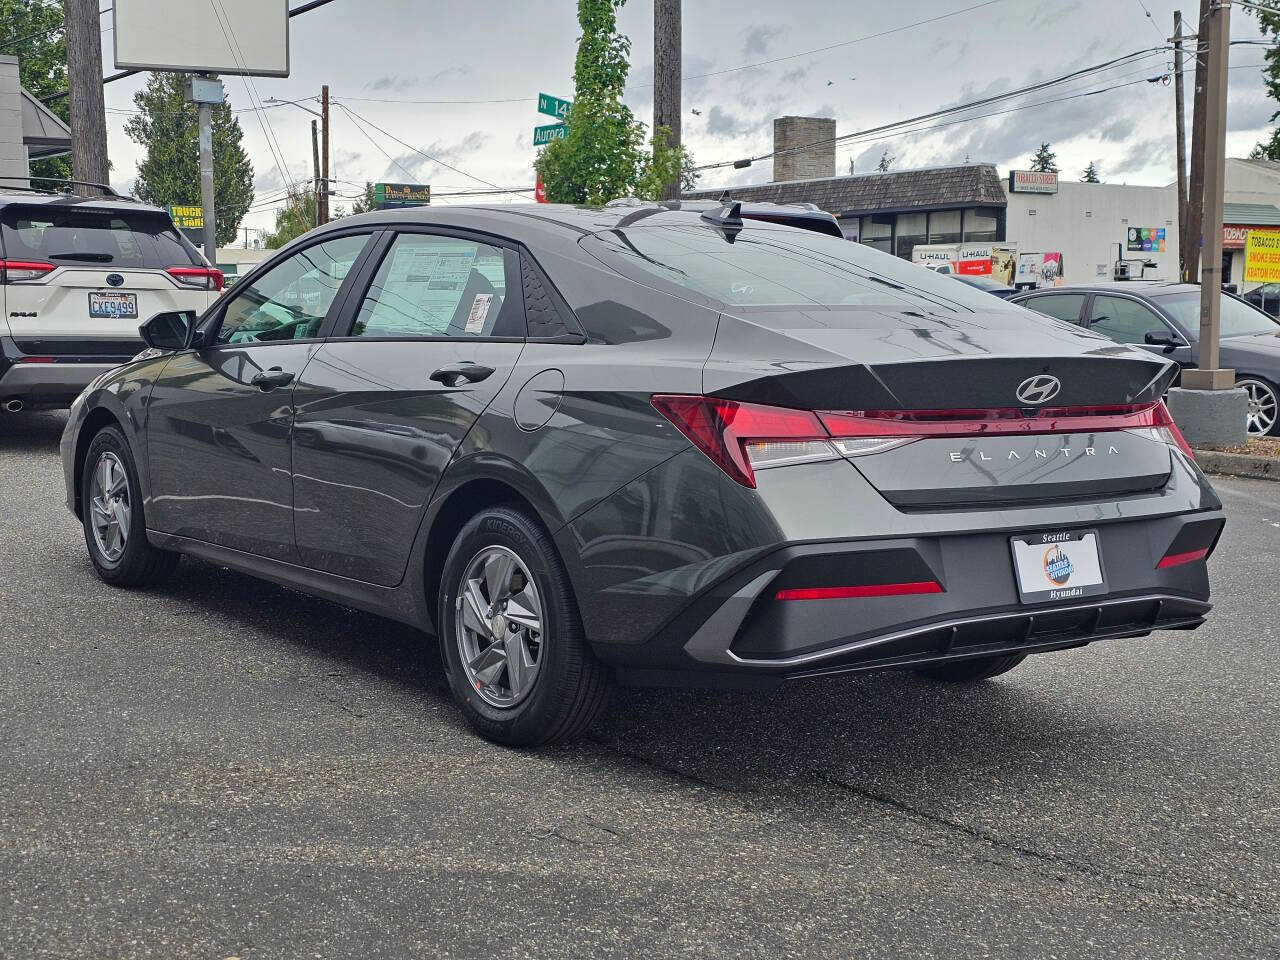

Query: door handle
left=251, top=366, right=295, bottom=391
left=430, top=362, right=495, bottom=387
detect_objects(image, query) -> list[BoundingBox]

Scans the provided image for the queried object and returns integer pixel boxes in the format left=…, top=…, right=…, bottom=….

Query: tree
left=876, top=150, right=895, bottom=173
left=350, top=180, right=378, bottom=215
left=1029, top=143, right=1059, bottom=173
left=1247, top=1, right=1280, bottom=157
left=124, top=73, right=255, bottom=246
left=1080, top=161, right=1101, bottom=183
left=534, top=0, right=685, bottom=204
left=0, top=0, right=71, bottom=186
left=262, top=189, right=316, bottom=249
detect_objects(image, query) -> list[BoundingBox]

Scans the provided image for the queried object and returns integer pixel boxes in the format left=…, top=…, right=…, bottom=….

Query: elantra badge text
left=949, top=445, right=1121, bottom=462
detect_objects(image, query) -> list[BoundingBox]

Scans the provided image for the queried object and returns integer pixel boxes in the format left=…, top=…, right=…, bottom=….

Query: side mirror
left=139, top=310, right=200, bottom=351
left=1144, top=331, right=1179, bottom=354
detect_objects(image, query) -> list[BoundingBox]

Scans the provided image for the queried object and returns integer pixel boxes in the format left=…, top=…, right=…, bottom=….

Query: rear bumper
left=0, top=337, right=132, bottom=407
left=592, top=508, right=1225, bottom=685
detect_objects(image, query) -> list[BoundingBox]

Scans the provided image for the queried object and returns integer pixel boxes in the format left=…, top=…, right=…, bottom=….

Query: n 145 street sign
left=537, top=92, right=571, bottom=120
left=533, top=122, right=567, bottom=146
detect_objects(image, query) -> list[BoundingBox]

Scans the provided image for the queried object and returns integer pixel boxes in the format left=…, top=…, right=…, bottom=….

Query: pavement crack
left=588, top=736, right=747, bottom=794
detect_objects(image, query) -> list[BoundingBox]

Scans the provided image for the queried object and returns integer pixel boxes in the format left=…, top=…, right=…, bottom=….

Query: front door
left=1087, top=293, right=1194, bottom=371
left=291, top=230, right=526, bottom=585
left=145, top=232, right=374, bottom=561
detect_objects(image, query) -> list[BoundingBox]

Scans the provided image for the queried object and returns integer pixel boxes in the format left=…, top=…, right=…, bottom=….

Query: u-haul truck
left=911, top=244, right=1018, bottom=285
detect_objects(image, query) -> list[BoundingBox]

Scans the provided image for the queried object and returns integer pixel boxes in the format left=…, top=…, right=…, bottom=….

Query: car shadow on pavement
left=0, top=410, right=68, bottom=450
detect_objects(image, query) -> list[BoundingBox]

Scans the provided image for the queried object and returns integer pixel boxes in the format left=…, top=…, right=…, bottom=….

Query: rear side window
left=350, top=233, right=521, bottom=339
left=1088, top=295, right=1170, bottom=345
left=1020, top=294, right=1085, bottom=324
left=0, top=206, right=200, bottom=269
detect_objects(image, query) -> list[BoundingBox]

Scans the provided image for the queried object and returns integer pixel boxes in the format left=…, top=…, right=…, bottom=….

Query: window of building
left=963, top=209, right=998, bottom=242
left=859, top=216, right=892, bottom=255
left=928, top=210, right=961, bottom=244
left=895, top=212, right=926, bottom=260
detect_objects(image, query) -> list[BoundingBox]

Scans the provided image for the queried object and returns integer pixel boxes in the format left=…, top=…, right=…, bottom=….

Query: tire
left=81, top=426, right=179, bottom=588
left=1236, top=376, right=1279, bottom=437
left=437, top=505, right=607, bottom=747
left=914, top=654, right=1026, bottom=683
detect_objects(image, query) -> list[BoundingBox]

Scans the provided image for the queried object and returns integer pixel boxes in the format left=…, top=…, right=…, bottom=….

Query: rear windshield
left=0, top=206, right=200, bottom=269
left=1154, top=291, right=1280, bottom=339
left=585, top=223, right=1019, bottom=313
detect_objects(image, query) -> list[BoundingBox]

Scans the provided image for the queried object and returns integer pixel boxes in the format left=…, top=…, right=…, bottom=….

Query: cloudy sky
left=97, top=0, right=1276, bottom=242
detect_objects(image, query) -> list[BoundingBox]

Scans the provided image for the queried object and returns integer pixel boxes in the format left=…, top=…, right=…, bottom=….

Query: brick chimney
left=772, top=116, right=836, bottom=182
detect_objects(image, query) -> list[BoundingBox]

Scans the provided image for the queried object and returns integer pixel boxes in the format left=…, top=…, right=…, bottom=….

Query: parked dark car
left=61, top=204, right=1223, bottom=746
left=949, top=273, right=1017, bottom=299
left=1012, top=281, right=1280, bottom=435
left=1242, top=282, right=1280, bottom=317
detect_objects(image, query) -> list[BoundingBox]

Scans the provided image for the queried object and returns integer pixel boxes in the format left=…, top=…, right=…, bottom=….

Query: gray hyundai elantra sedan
left=60, top=202, right=1225, bottom=746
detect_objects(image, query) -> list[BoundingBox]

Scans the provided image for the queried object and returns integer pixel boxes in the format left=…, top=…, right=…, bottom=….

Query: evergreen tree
left=1029, top=143, right=1059, bottom=173
left=124, top=74, right=254, bottom=246
left=876, top=150, right=895, bottom=173
left=1247, top=1, right=1280, bottom=159
left=534, top=0, right=685, bottom=203
left=1080, top=161, right=1101, bottom=183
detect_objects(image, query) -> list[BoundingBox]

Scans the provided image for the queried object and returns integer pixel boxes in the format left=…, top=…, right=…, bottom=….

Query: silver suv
left=0, top=184, right=220, bottom=411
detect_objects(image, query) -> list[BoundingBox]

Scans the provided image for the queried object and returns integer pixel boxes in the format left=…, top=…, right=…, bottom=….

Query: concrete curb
left=1193, top=449, right=1280, bottom=482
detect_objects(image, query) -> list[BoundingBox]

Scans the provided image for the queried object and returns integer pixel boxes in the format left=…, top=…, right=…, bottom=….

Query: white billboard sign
left=114, top=0, right=290, bottom=77
left=1008, top=170, right=1059, bottom=194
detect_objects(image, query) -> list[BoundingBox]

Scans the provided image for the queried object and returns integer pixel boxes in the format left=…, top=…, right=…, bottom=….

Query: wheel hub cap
left=455, top=546, right=544, bottom=708
left=89, top=452, right=131, bottom=563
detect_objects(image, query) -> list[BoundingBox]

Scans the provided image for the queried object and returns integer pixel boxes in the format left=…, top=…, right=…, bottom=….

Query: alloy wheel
left=89, top=451, right=131, bottom=563
left=455, top=546, right=544, bottom=708
left=1238, top=378, right=1278, bottom=436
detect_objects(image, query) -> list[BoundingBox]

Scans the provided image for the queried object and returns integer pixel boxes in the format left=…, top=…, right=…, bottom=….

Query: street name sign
left=537, top=93, right=571, bottom=120
left=533, top=123, right=567, bottom=146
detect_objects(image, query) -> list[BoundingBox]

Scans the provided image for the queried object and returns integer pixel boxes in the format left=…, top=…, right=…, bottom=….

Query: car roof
left=1014, top=281, right=1197, bottom=299
left=0, top=188, right=166, bottom=216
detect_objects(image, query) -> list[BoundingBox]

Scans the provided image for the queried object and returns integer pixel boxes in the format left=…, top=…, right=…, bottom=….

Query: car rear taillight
left=651, top=396, right=833, bottom=488
left=654, top=396, right=1197, bottom=487
left=0, top=259, right=55, bottom=283
left=775, top=581, right=942, bottom=601
left=166, top=265, right=224, bottom=291
left=1156, top=547, right=1210, bottom=569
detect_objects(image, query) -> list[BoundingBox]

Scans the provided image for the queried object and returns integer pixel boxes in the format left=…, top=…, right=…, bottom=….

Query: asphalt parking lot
left=1, top=410, right=1276, bottom=960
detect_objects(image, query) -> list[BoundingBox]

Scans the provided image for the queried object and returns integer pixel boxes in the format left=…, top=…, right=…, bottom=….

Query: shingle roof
left=684, top=163, right=1007, bottom=216
left=1223, top=202, right=1280, bottom=226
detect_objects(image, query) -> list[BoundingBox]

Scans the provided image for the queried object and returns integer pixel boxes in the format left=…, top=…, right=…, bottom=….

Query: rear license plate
left=88, top=292, right=137, bottom=319
left=1010, top=531, right=1106, bottom=603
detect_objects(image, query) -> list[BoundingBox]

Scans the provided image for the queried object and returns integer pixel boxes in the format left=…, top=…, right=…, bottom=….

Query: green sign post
left=537, top=93, right=571, bottom=120
left=373, top=183, right=431, bottom=209
left=533, top=123, right=567, bottom=146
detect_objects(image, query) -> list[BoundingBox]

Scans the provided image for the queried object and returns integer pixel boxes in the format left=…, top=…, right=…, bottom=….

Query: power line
left=1131, top=0, right=1168, bottom=44
left=695, top=46, right=1170, bottom=171
left=335, top=102, right=529, bottom=199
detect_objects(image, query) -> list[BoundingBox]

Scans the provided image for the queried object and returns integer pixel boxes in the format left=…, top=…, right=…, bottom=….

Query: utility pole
left=320, top=85, right=331, bottom=225
left=311, top=119, right=322, bottom=229
left=1174, top=10, right=1189, bottom=280
left=1185, top=0, right=1212, bottom=282
left=653, top=0, right=681, bottom=201
left=1183, top=0, right=1233, bottom=391
left=64, top=0, right=109, bottom=193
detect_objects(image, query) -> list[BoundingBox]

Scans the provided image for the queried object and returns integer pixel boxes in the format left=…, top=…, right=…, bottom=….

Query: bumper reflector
left=1156, top=548, right=1209, bottom=569
left=775, top=581, right=943, bottom=601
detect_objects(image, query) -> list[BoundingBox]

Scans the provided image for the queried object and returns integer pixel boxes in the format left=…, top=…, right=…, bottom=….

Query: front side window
left=214, top=234, right=369, bottom=345
left=351, top=234, right=515, bottom=339
left=1089, top=295, right=1172, bottom=345
left=1020, top=294, right=1085, bottom=324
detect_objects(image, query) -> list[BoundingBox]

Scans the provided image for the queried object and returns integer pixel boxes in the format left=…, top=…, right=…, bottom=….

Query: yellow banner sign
left=168, top=205, right=204, bottom=230
left=1246, top=231, right=1280, bottom=283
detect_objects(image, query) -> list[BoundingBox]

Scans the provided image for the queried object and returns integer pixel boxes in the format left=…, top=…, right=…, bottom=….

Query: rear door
left=290, top=228, right=526, bottom=585
left=145, top=231, right=375, bottom=562
left=0, top=204, right=214, bottom=359
left=1014, top=292, right=1088, bottom=326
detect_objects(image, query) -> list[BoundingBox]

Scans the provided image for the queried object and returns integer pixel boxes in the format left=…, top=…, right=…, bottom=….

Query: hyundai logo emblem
left=106, top=273, right=124, bottom=287
left=1015, top=374, right=1061, bottom=405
